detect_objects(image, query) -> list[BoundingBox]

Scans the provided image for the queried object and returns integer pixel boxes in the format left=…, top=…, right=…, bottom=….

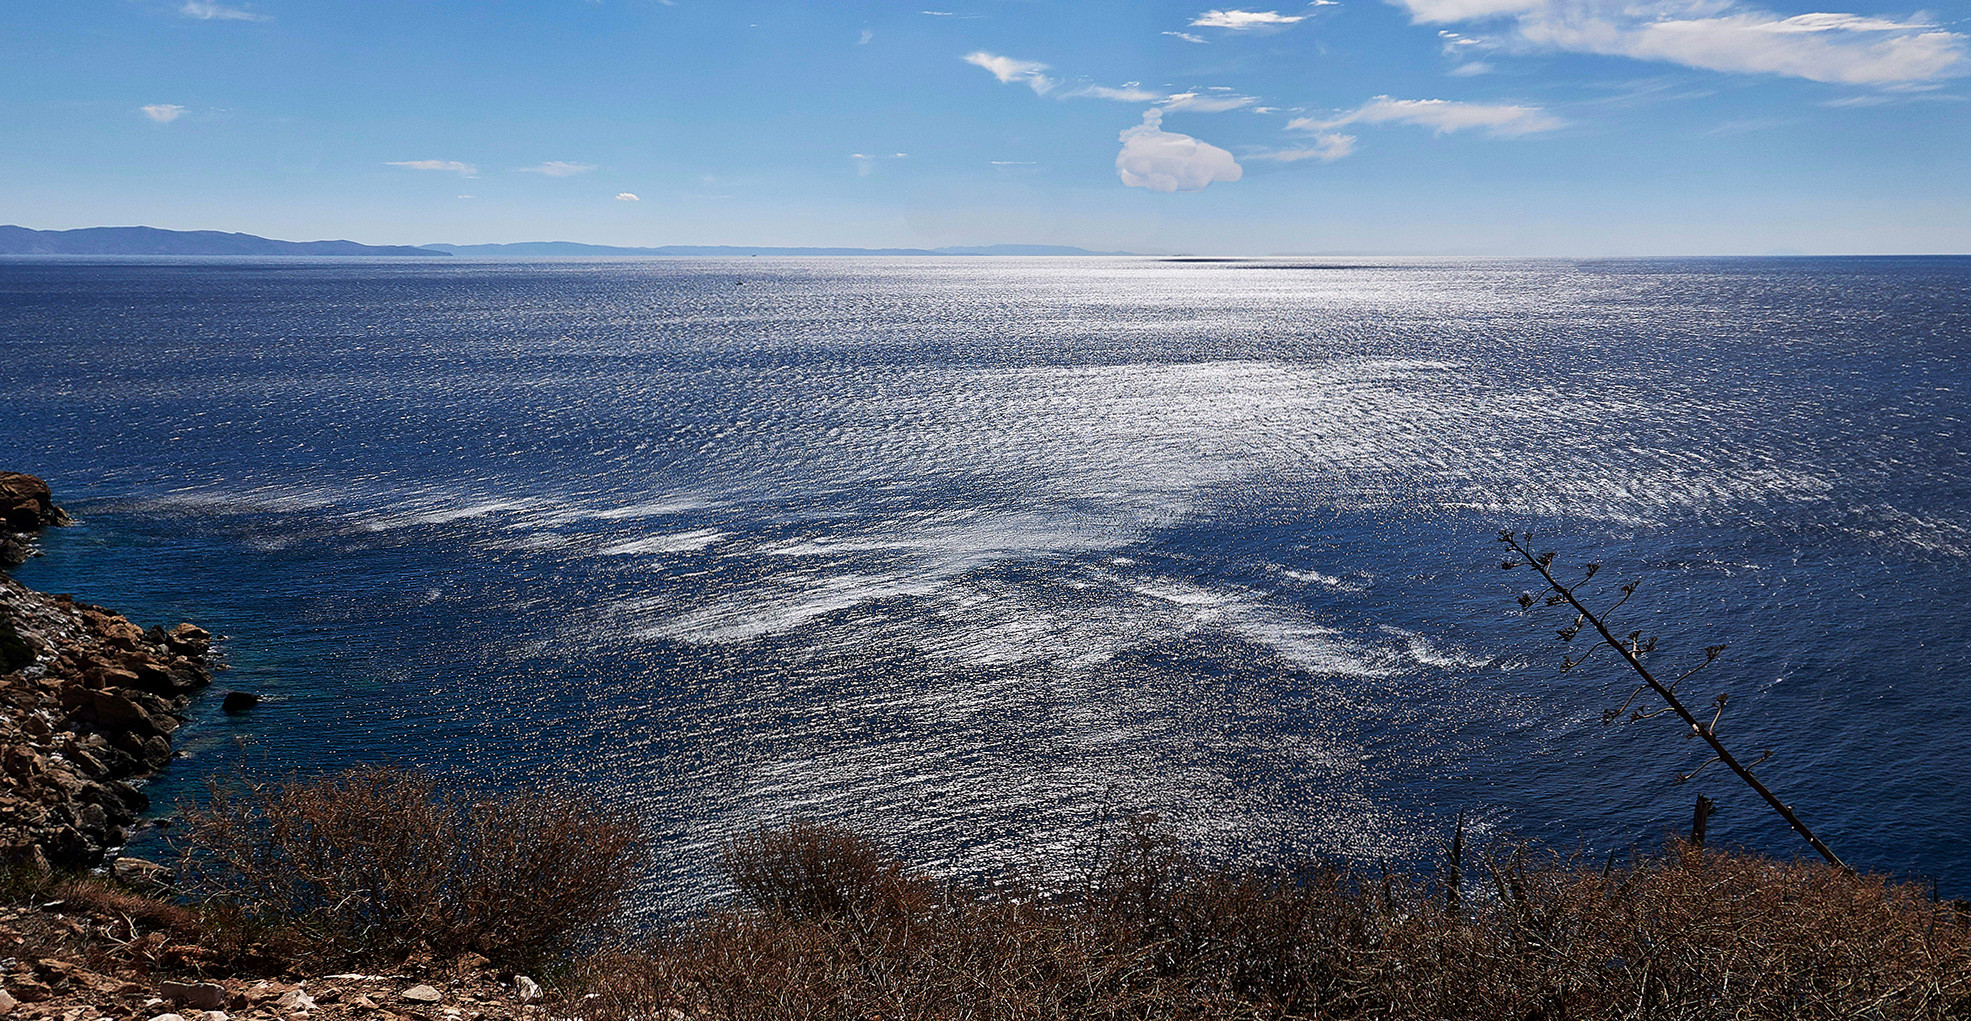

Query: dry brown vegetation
left=11, top=768, right=1967, bottom=1020
left=576, top=820, right=1971, bottom=1021
left=175, top=765, right=641, bottom=971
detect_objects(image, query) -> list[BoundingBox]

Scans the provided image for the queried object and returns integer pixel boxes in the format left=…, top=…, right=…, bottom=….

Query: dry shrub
left=577, top=822, right=1971, bottom=1021
left=178, top=765, right=640, bottom=970
left=722, top=820, right=933, bottom=930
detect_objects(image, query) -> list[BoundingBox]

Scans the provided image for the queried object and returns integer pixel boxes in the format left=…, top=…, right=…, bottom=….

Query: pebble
left=400, top=986, right=443, bottom=1004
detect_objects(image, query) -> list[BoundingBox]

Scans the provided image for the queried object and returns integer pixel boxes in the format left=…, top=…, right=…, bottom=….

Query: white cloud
left=615, top=192, right=640, bottom=201
left=1165, top=30, right=1209, bottom=43
left=520, top=161, right=597, bottom=177
left=1191, top=9, right=1308, bottom=29
left=389, top=160, right=478, bottom=177
left=1163, top=91, right=1259, bottom=112
left=1069, top=84, right=1168, bottom=101
left=851, top=152, right=908, bottom=175
left=964, top=51, right=1056, bottom=94
left=1385, top=0, right=1967, bottom=85
left=140, top=104, right=185, bottom=124
left=1116, top=108, right=1244, bottom=192
left=965, top=52, right=1166, bottom=103
left=1292, top=95, right=1564, bottom=135
left=1251, top=133, right=1359, bottom=160
left=859, top=29, right=875, bottom=44
left=179, top=1, right=267, bottom=20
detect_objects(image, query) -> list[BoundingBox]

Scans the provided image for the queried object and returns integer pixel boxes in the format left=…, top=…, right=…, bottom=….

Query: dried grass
left=576, top=821, right=1971, bottom=1021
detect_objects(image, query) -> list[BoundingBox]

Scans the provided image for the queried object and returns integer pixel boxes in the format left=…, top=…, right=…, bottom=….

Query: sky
left=2, top=0, right=1968, bottom=254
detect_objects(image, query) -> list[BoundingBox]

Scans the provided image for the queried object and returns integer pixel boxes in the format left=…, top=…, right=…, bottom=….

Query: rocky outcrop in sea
left=0, top=473, right=71, bottom=568
left=0, top=473, right=214, bottom=869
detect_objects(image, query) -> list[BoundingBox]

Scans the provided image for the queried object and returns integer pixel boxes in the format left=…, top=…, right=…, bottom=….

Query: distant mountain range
left=420, top=241, right=1131, bottom=257
left=0, top=226, right=1131, bottom=258
left=0, top=225, right=442, bottom=257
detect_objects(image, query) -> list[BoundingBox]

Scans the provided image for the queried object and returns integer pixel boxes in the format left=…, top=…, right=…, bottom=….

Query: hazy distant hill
left=0, top=225, right=446, bottom=257
left=0, top=226, right=1133, bottom=258
left=420, top=241, right=1134, bottom=257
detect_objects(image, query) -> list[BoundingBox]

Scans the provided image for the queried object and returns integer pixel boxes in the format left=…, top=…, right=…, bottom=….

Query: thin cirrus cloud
left=140, top=104, right=186, bottom=124
left=851, top=152, right=909, bottom=175
left=388, top=160, right=478, bottom=177
left=1291, top=95, right=1564, bottom=135
left=1384, top=0, right=1967, bottom=85
left=964, top=52, right=1057, bottom=94
left=1116, top=109, right=1244, bottom=192
left=1163, top=91, right=1259, bottom=112
left=964, top=52, right=1168, bottom=102
left=1249, top=133, right=1359, bottom=161
left=519, top=161, right=597, bottom=177
left=178, top=1, right=268, bottom=21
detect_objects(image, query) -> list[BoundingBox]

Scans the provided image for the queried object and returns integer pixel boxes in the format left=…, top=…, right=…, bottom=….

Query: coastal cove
left=3, top=255, right=1970, bottom=905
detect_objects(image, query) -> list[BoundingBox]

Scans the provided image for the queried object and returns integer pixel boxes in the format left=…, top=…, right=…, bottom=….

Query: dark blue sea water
left=2, top=255, right=1968, bottom=903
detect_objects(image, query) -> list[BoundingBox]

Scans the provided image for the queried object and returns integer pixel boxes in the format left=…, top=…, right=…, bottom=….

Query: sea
left=2, top=255, right=1967, bottom=906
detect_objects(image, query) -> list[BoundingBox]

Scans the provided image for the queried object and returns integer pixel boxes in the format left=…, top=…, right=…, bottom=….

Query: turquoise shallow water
left=2, top=255, right=1968, bottom=903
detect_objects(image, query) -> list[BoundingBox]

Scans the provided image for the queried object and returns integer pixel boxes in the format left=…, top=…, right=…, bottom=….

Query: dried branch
left=1499, top=530, right=1847, bottom=871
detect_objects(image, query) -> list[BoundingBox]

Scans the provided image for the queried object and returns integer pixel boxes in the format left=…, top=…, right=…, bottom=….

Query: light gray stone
left=400, top=985, right=443, bottom=1004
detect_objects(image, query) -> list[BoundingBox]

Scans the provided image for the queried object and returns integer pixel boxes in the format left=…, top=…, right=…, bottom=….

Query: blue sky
left=3, top=0, right=1967, bottom=253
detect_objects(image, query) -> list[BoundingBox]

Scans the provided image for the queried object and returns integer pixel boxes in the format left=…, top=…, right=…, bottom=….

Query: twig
left=1499, top=531, right=1848, bottom=871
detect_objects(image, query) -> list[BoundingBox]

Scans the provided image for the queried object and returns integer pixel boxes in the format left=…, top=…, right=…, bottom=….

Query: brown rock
left=159, top=981, right=227, bottom=1012
left=163, top=625, right=211, bottom=659
left=6, top=977, right=53, bottom=1003
left=0, top=474, right=66, bottom=531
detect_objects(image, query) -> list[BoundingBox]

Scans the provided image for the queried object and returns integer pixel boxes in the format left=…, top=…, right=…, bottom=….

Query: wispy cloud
left=519, top=161, right=597, bottom=177
left=389, top=160, right=478, bottom=177
left=1385, top=0, right=1967, bottom=85
left=179, top=1, right=267, bottom=21
left=852, top=152, right=910, bottom=175
left=1163, top=91, right=1259, bottom=112
left=964, top=53, right=1162, bottom=103
left=140, top=104, right=185, bottom=124
left=1250, top=133, right=1359, bottom=160
left=1292, top=95, right=1564, bottom=135
left=1117, top=108, right=1244, bottom=192
left=615, top=192, right=641, bottom=201
left=1191, top=8, right=1328, bottom=30
left=1070, top=84, right=1168, bottom=101
left=1164, top=30, right=1209, bottom=43
left=964, top=51, right=1056, bottom=94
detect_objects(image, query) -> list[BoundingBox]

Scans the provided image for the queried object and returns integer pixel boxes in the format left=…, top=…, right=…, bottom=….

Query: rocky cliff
left=0, top=474, right=214, bottom=869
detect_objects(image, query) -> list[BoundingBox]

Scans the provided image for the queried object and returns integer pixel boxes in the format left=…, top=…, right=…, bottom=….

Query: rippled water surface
left=2, top=256, right=1968, bottom=901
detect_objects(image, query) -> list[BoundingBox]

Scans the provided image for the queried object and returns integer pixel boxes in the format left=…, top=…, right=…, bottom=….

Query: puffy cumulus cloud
left=140, top=104, right=185, bottom=124
left=964, top=51, right=1056, bottom=94
left=1292, top=95, right=1563, bottom=135
left=1250, top=132, right=1359, bottom=161
left=1116, top=109, right=1243, bottom=192
left=520, top=161, right=597, bottom=177
left=1385, top=0, right=1967, bottom=85
left=1191, top=9, right=1310, bottom=29
left=388, top=160, right=478, bottom=177
left=615, top=192, right=640, bottom=201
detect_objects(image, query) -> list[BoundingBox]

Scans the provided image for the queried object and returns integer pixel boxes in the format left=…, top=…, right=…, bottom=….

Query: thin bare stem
left=1500, top=531, right=1848, bottom=871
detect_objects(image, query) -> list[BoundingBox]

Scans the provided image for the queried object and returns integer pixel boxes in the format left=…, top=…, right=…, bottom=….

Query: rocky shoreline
left=0, top=473, right=216, bottom=870
left=0, top=474, right=561, bottom=1021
